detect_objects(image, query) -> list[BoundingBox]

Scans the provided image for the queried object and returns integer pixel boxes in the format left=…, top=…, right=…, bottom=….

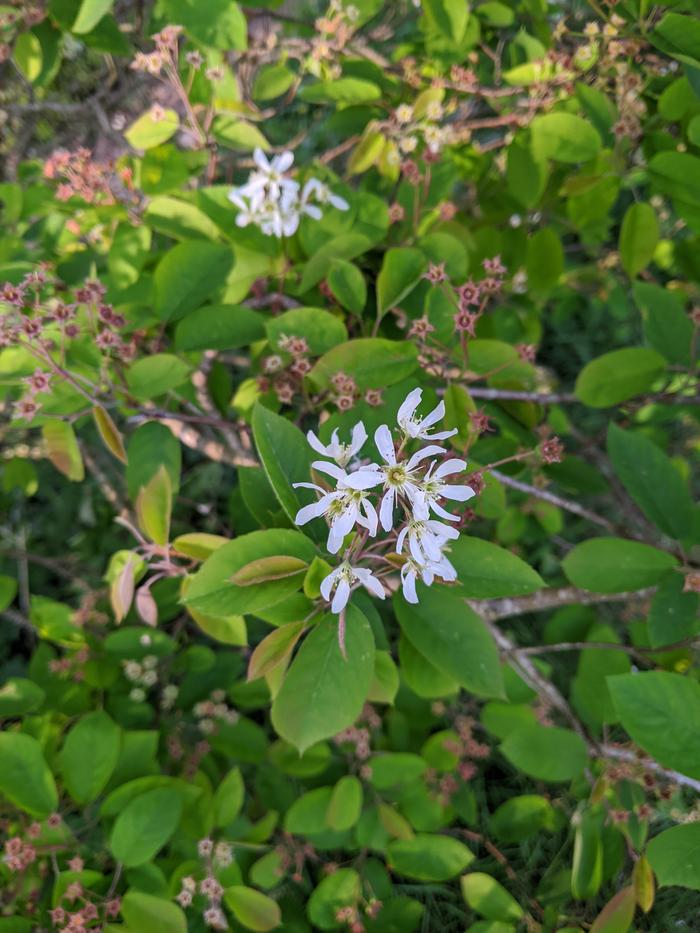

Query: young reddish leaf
left=42, top=421, right=84, bottom=481
left=247, top=621, right=306, bottom=682
left=590, top=886, right=636, bottom=933
left=93, top=405, right=127, bottom=464
left=172, top=533, right=229, bottom=561
left=231, top=555, right=308, bottom=586
left=136, top=465, right=172, bottom=546
left=135, top=586, right=158, bottom=627
left=111, top=556, right=136, bottom=623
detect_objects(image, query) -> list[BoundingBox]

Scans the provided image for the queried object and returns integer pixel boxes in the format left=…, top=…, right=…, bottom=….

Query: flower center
left=385, top=464, right=408, bottom=487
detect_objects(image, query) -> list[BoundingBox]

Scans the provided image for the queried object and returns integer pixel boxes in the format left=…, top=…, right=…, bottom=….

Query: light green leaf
left=376, top=248, right=427, bottom=318
left=500, top=725, right=588, bottom=782
left=388, top=834, right=475, bottom=881
left=126, top=354, right=190, bottom=401
left=307, top=338, right=418, bottom=392
left=461, top=873, right=523, bottom=922
left=531, top=112, right=601, bottom=163
left=121, top=891, right=187, bottom=933
left=154, top=241, right=234, bottom=321
left=109, top=787, right=182, bottom=867
left=562, top=537, right=677, bottom=593
left=271, top=608, right=375, bottom=754
left=450, top=536, right=544, bottom=598
left=174, top=304, right=265, bottom=351
left=619, top=202, right=659, bottom=278
left=213, top=768, right=245, bottom=827
left=265, top=307, right=348, bottom=356
left=0, top=733, right=58, bottom=817
left=126, top=422, right=181, bottom=501
left=575, top=348, right=666, bottom=407
left=125, top=108, right=180, bottom=150
left=327, top=259, right=367, bottom=315
left=422, top=0, right=469, bottom=42
left=307, top=869, right=361, bottom=930
left=42, top=421, right=84, bottom=482
left=60, top=711, right=120, bottom=804
left=648, top=823, right=700, bottom=891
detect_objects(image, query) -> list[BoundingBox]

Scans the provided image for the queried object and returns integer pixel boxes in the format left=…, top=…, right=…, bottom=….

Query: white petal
left=358, top=499, right=378, bottom=537
left=293, top=481, right=324, bottom=491
left=406, top=444, right=444, bottom=470
left=306, top=430, right=329, bottom=457
left=312, top=460, right=346, bottom=484
left=397, top=387, right=422, bottom=427
left=303, top=203, right=323, bottom=220
left=420, top=399, right=445, bottom=430
left=401, top=568, right=418, bottom=604
left=320, top=567, right=341, bottom=601
left=343, top=468, right=383, bottom=490
left=253, top=148, right=270, bottom=172
left=350, top=422, right=367, bottom=456
left=396, top=525, right=408, bottom=553
left=435, top=458, right=467, bottom=479
left=429, top=500, right=460, bottom=522
left=441, top=484, right=475, bottom=502
left=331, top=579, right=351, bottom=613
left=424, top=428, right=458, bottom=441
left=379, top=488, right=395, bottom=533
left=411, top=492, right=430, bottom=521
left=374, top=424, right=396, bottom=464
left=409, top=532, right=426, bottom=563
left=273, top=150, right=294, bottom=173
left=356, top=570, right=385, bottom=600
left=330, top=193, right=349, bottom=211
left=427, top=520, right=459, bottom=540
left=294, top=494, right=333, bottom=525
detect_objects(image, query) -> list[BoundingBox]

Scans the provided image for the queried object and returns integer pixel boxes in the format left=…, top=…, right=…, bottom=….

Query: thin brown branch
left=467, top=586, right=655, bottom=623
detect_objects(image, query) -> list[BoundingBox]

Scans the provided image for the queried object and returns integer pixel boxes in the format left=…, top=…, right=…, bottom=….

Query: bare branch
left=467, top=586, right=655, bottom=622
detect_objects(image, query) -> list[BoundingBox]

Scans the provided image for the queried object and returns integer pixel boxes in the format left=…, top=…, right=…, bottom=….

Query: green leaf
left=648, top=572, right=700, bottom=648
left=607, top=424, right=693, bottom=540
left=490, top=795, right=556, bottom=843
left=136, top=465, right=172, bottom=546
left=327, top=259, right=367, bottom=315
left=154, top=241, right=233, bottom=321
left=633, top=283, right=693, bottom=366
left=619, top=202, right=659, bottom=278
left=422, top=0, right=469, bottom=42
left=500, top=725, right=588, bottom=782
left=231, top=555, right=307, bottom=586
left=325, top=775, right=363, bottom=831
left=126, top=422, right=181, bottom=501
left=42, top=421, right=84, bottom=482
left=72, top=0, right=113, bottom=33
left=247, top=622, right=306, bottom=681
left=120, top=891, right=187, bottom=933
left=307, top=869, right=361, bottom=930
left=376, top=248, right=427, bottom=318
left=307, top=338, right=418, bottom=392
left=300, top=233, right=372, bottom=291
left=224, top=886, right=281, bottom=932
left=449, top=536, right=544, bottom=598
left=213, top=768, right=245, bottom=827
left=253, top=63, right=296, bottom=101
left=394, top=588, right=505, bottom=699
left=174, top=304, right=265, bottom=351
left=265, top=307, right=348, bottom=356
left=109, top=787, right=182, bottom=867
left=93, top=405, right=127, bottom=463
left=251, top=404, right=317, bottom=528
left=0, top=678, right=45, bottom=717
left=301, top=77, right=381, bottom=104
left=562, top=538, right=677, bottom=593
left=0, top=732, right=58, bottom=817
left=125, top=108, right=180, bottom=150
left=388, top=834, right=475, bottom=881
left=461, top=873, right=523, bottom=922
left=526, top=227, right=563, bottom=295
left=531, top=112, right=602, bottom=163
left=652, top=13, right=700, bottom=68
left=575, top=348, right=666, bottom=407
left=185, top=529, right=316, bottom=617
left=161, top=0, right=247, bottom=50
left=13, top=33, right=42, bottom=82
left=60, top=711, right=120, bottom=804
left=589, top=887, right=635, bottom=933
left=126, top=354, right=190, bottom=401
left=368, top=650, right=399, bottom=704
left=648, top=823, right=700, bottom=891
left=608, top=671, right=700, bottom=779
left=144, top=196, right=221, bottom=240
left=271, top=608, right=375, bottom=754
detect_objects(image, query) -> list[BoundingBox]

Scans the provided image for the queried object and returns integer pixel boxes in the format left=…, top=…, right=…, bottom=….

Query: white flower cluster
left=294, top=388, right=475, bottom=612
left=228, top=148, right=349, bottom=238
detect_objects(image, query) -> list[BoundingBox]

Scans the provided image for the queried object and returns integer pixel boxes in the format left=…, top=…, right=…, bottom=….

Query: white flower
left=411, top=458, right=475, bottom=522
left=246, top=147, right=297, bottom=200
left=373, top=424, right=444, bottom=531
left=306, top=421, right=367, bottom=468
left=293, top=461, right=382, bottom=553
left=397, top=387, right=457, bottom=442
left=320, top=561, right=385, bottom=613
left=396, top=517, right=459, bottom=564
left=400, top=552, right=457, bottom=604
left=302, top=177, right=350, bottom=212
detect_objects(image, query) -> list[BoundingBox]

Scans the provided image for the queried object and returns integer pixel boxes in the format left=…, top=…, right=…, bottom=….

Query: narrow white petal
left=406, top=444, right=445, bottom=470
left=350, top=422, right=367, bottom=456
left=402, top=569, right=418, bottom=604
left=427, top=520, right=459, bottom=540
left=374, top=424, right=396, bottom=464
left=331, top=579, right=351, bottom=613
left=359, top=499, right=378, bottom=537
left=343, top=468, right=383, bottom=490
left=274, top=150, right=294, bottom=173
left=441, top=484, right=475, bottom=502
left=306, top=430, right=329, bottom=457
left=397, top=387, right=422, bottom=427
left=435, top=458, right=467, bottom=479
left=358, top=571, right=385, bottom=600
left=396, top=525, right=408, bottom=553
left=379, top=488, right=395, bottom=532
left=420, top=399, right=445, bottom=429
left=312, top=460, right=346, bottom=484
left=424, top=428, right=458, bottom=441
left=330, top=193, right=349, bottom=211
left=320, top=568, right=340, bottom=601
left=294, top=495, right=333, bottom=525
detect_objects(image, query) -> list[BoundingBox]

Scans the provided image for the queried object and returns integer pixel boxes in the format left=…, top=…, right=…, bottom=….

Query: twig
left=601, top=744, right=700, bottom=794
left=489, top=469, right=616, bottom=532
left=467, top=586, right=655, bottom=623
left=465, top=387, right=577, bottom=404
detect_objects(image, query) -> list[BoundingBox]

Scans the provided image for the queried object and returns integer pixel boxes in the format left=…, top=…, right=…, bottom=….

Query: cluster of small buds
left=274, top=833, right=317, bottom=884
left=176, top=875, right=197, bottom=908
left=3, top=836, right=37, bottom=872
left=122, top=654, right=159, bottom=701
left=43, top=148, right=132, bottom=206
left=131, top=24, right=182, bottom=76
left=47, top=878, right=117, bottom=932
left=427, top=716, right=490, bottom=804
left=48, top=646, right=89, bottom=682
left=683, top=572, right=700, bottom=594
left=183, top=739, right=210, bottom=780
left=160, top=683, right=179, bottom=710
left=334, top=705, right=381, bottom=763
left=390, top=95, right=456, bottom=158
left=193, top=689, right=239, bottom=735
left=313, top=0, right=360, bottom=55
left=539, top=435, right=565, bottom=465
left=335, top=904, right=367, bottom=933
left=259, top=332, right=313, bottom=405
